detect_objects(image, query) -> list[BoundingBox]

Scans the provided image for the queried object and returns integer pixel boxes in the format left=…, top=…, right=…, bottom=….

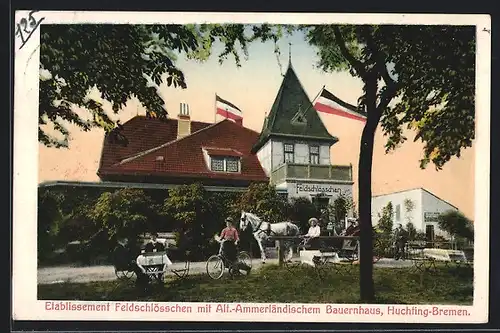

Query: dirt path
left=37, top=258, right=412, bottom=285
left=37, top=259, right=279, bottom=284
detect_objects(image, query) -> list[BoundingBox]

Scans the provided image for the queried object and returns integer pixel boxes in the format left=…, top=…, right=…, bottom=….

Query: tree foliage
left=39, top=24, right=286, bottom=148
left=162, top=183, right=221, bottom=259
left=304, top=25, right=475, bottom=169
left=88, top=188, right=158, bottom=245
left=377, top=202, right=394, bottom=235
left=301, top=24, right=475, bottom=301
left=235, top=183, right=288, bottom=223
left=405, top=222, right=418, bottom=241
left=437, top=210, right=474, bottom=241
left=286, top=196, right=319, bottom=233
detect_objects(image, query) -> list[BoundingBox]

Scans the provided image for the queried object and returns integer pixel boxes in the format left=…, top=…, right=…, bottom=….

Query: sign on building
left=424, top=212, right=441, bottom=222
left=296, top=183, right=349, bottom=196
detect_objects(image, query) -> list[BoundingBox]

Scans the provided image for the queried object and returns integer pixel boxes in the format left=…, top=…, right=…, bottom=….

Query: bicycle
left=206, top=238, right=252, bottom=280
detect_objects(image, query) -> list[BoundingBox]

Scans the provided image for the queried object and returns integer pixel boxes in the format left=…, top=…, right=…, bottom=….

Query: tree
left=331, top=194, right=355, bottom=228
left=235, top=183, right=288, bottom=223
left=303, top=25, right=475, bottom=301
left=39, top=24, right=283, bottom=147
left=437, top=210, right=474, bottom=242
left=163, top=183, right=221, bottom=260
left=377, top=202, right=394, bottom=235
left=89, top=188, right=158, bottom=247
left=406, top=222, right=418, bottom=242
left=286, top=196, right=319, bottom=234
left=37, top=188, right=66, bottom=260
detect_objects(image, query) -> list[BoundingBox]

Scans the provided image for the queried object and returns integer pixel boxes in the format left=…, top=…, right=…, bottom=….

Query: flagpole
left=298, top=85, right=326, bottom=118
left=312, top=85, right=326, bottom=105
left=214, top=92, right=217, bottom=124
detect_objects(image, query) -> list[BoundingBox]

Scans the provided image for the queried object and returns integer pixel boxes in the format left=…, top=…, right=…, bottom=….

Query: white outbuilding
left=371, top=188, right=459, bottom=240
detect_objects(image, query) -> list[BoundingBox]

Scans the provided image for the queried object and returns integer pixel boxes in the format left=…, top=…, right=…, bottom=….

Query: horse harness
left=248, top=217, right=273, bottom=237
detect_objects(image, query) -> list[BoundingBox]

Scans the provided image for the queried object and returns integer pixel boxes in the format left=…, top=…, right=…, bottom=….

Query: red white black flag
left=314, top=88, right=367, bottom=123
left=216, top=95, right=243, bottom=121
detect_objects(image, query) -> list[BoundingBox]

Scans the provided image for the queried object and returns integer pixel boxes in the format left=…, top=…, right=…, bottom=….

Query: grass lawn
left=38, top=264, right=473, bottom=305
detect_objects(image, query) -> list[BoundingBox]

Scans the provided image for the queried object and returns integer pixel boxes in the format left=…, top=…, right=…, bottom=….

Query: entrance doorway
left=426, top=224, right=435, bottom=247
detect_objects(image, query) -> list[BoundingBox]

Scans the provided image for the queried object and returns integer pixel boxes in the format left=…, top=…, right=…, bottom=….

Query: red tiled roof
left=98, top=116, right=211, bottom=171
left=203, top=147, right=244, bottom=157
left=98, top=117, right=269, bottom=183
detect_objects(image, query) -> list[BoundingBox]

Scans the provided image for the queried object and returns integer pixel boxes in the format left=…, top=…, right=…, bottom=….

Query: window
left=226, top=157, right=239, bottom=172
left=210, top=156, right=240, bottom=173
left=309, top=145, right=320, bottom=164
left=395, top=204, right=401, bottom=222
left=211, top=157, right=225, bottom=172
left=284, top=143, right=294, bottom=163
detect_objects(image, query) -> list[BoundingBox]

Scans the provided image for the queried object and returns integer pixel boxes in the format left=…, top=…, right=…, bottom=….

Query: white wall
left=371, top=189, right=423, bottom=230
left=421, top=190, right=458, bottom=238
left=256, top=140, right=272, bottom=176
left=371, top=188, right=459, bottom=238
left=271, top=139, right=284, bottom=170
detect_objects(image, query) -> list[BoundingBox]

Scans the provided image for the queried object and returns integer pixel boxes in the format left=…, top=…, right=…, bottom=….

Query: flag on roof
left=314, top=88, right=367, bottom=122
left=216, top=95, right=243, bottom=122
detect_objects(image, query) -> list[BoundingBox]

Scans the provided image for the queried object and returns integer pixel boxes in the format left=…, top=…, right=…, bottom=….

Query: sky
left=38, top=28, right=475, bottom=219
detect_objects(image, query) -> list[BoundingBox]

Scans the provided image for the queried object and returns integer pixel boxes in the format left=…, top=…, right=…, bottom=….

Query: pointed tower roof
left=252, top=63, right=338, bottom=153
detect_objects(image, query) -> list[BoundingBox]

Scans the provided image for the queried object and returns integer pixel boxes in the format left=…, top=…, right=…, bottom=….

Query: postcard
left=12, top=11, right=491, bottom=323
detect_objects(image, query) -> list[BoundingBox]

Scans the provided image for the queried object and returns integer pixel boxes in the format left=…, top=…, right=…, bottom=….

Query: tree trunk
left=358, top=77, right=380, bottom=303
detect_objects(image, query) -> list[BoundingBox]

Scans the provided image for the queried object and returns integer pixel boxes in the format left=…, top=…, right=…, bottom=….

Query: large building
left=252, top=62, right=353, bottom=210
left=371, top=187, right=459, bottom=240
left=97, top=104, right=269, bottom=191
left=88, top=61, right=354, bottom=210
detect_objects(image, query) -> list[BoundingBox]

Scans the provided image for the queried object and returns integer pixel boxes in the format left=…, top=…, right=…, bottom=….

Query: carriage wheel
left=206, top=255, right=225, bottom=280
left=171, top=260, right=190, bottom=280
left=115, top=267, right=134, bottom=280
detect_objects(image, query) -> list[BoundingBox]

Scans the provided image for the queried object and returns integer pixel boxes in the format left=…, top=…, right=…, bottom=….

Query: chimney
left=177, top=103, right=191, bottom=139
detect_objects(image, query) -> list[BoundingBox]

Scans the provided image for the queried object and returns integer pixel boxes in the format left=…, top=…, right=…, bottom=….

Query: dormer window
left=210, top=156, right=240, bottom=173
left=203, top=147, right=243, bottom=173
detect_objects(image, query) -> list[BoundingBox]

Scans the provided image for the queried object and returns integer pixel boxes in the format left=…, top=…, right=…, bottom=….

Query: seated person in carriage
left=218, top=217, right=240, bottom=263
left=341, top=218, right=360, bottom=249
left=300, top=217, right=322, bottom=249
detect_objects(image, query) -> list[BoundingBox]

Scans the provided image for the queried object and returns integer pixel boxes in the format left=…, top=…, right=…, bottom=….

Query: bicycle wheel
left=206, top=255, right=225, bottom=280
left=171, top=260, right=190, bottom=280
left=237, top=251, right=252, bottom=270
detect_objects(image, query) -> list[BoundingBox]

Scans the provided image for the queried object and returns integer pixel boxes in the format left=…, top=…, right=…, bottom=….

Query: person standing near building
left=394, top=224, right=408, bottom=260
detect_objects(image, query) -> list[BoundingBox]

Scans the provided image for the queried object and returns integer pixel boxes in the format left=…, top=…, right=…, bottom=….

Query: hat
left=308, top=217, right=319, bottom=225
left=225, top=217, right=234, bottom=224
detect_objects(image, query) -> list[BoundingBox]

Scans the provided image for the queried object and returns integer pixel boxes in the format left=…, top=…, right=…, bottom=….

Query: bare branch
left=333, top=27, right=367, bottom=79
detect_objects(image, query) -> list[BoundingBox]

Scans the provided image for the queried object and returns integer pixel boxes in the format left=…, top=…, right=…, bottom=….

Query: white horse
left=239, top=211, right=300, bottom=263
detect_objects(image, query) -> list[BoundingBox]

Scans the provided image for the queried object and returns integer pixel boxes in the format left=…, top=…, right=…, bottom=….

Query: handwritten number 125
left=15, top=10, right=45, bottom=50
